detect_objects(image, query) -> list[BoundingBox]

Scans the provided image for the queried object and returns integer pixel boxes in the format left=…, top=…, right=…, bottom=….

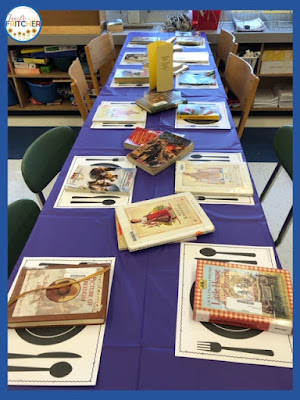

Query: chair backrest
left=224, top=52, right=260, bottom=138
left=8, top=199, right=40, bottom=276
left=273, top=125, right=293, bottom=180
left=85, top=33, right=116, bottom=96
left=68, top=58, right=94, bottom=121
left=21, top=126, right=76, bottom=204
left=216, top=29, right=238, bottom=68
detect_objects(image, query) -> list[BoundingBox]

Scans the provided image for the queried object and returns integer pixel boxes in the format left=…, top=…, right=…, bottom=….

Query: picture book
left=175, top=162, right=254, bottom=196
left=123, top=52, right=148, bottom=64
left=176, top=37, right=205, bottom=46
left=65, top=164, right=136, bottom=193
left=130, top=37, right=159, bottom=45
left=177, top=103, right=220, bottom=121
left=92, top=102, right=147, bottom=124
left=114, top=69, right=149, bottom=84
left=135, top=90, right=187, bottom=114
left=178, top=70, right=217, bottom=86
left=173, top=52, right=209, bottom=64
left=193, top=260, right=293, bottom=335
left=115, top=192, right=215, bottom=252
left=115, top=215, right=128, bottom=251
left=127, top=131, right=194, bottom=175
left=8, top=263, right=111, bottom=328
left=124, top=127, right=163, bottom=150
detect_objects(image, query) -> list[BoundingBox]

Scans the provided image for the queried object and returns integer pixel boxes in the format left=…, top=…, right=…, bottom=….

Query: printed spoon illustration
left=190, top=154, right=230, bottom=159
left=71, top=199, right=116, bottom=205
left=8, top=362, right=72, bottom=378
left=200, top=248, right=256, bottom=257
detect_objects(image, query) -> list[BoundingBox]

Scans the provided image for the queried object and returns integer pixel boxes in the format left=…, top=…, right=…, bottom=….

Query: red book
left=124, top=127, right=162, bottom=150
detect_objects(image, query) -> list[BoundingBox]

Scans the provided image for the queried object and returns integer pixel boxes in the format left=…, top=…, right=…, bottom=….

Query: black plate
left=16, top=326, right=85, bottom=346
left=190, top=282, right=262, bottom=339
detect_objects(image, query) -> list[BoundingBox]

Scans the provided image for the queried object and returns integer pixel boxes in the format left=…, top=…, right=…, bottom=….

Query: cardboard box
left=262, top=50, right=293, bottom=62
left=260, top=60, right=293, bottom=74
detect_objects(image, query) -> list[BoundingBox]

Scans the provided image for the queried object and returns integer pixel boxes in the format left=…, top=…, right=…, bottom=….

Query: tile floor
left=8, top=115, right=293, bottom=279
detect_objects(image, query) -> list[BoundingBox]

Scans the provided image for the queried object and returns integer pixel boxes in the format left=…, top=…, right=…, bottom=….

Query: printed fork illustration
left=197, top=341, right=274, bottom=356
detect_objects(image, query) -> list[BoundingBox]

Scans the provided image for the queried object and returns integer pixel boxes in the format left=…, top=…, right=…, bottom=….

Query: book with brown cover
left=8, top=264, right=110, bottom=328
left=135, top=90, right=187, bottom=114
left=127, top=131, right=194, bottom=175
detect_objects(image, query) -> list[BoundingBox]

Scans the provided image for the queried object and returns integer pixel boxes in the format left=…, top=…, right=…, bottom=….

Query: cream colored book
left=173, top=52, right=209, bottom=64
left=175, top=162, right=253, bottom=196
left=115, top=192, right=215, bottom=252
left=92, top=101, right=147, bottom=123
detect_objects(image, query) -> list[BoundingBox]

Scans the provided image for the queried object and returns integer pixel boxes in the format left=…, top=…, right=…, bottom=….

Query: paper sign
left=148, top=41, right=173, bottom=92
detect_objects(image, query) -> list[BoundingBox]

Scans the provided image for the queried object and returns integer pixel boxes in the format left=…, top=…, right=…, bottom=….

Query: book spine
left=177, top=114, right=219, bottom=120
left=20, top=47, right=44, bottom=54
left=14, top=62, right=36, bottom=69
left=23, top=58, right=49, bottom=65
left=14, top=68, right=41, bottom=75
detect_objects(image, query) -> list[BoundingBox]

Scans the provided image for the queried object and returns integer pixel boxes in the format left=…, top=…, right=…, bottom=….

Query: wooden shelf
left=9, top=98, right=77, bottom=112
left=258, top=73, right=293, bottom=77
left=231, top=106, right=293, bottom=112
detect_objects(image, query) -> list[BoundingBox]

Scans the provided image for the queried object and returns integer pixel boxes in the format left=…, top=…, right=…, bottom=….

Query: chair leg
left=274, top=206, right=293, bottom=247
left=260, top=163, right=280, bottom=202
left=36, top=192, right=46, bottom=208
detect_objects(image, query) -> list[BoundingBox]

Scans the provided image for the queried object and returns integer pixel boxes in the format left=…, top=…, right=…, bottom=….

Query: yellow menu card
left=148, top=41, right=173, bottom=92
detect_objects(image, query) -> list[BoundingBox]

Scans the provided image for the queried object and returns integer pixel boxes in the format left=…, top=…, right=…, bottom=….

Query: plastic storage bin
left=26, top=80, right=58, bottom=103
left=192, top=10, right=221, bottom=30
left=8, top=81, right=19, bottom=106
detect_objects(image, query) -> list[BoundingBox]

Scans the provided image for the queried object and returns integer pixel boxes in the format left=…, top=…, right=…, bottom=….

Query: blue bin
left=8, top=82, right=19, bottom=106
left=26, top=80, right=58, bottom=103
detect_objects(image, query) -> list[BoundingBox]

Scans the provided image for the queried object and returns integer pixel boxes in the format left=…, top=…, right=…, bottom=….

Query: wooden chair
left=85, top=33, right=116, bottom=96
left=216, top=29, right=238, bottom=69
left=68, top=58, right=93, bottom=121
left=224, top=52, right=260, bottom=139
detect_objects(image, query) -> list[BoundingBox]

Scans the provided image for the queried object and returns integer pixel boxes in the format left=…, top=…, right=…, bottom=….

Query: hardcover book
left=176, top=37, right=205, bottom=46
left=193, top=260, right=293, bottom=335
left=178, top=70, right=217, bottom=86
left=127, top=131, right=194, bottom=175
left=93, top=102, right=147, bottom=123
left=177, top=103, right=220, bottom=120
left=114, top=69, right=149, bottom=84
left=115, top=192, right=215, bottom=252
left=135, top=90, right=187, bottom=114
left=175, top=162, right=254, bottom=196
left=130, top=37, right=159, bottom=45
left=8, top=264, right=111, bottom=328
left=173, top=52, right=209, bottom=64
left=124, top=127, right=163, bottom=150
left=124, top=53, right=148, bottom=64
left=65, top=164, right=136, bottom=193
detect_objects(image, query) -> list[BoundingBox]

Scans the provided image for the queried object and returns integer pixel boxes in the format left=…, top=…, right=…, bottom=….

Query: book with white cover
left=175, top=162, right=253, bottom=196
left=115, top=192, right=215, bottom=252
left=173, top=52, right=209, bottom=64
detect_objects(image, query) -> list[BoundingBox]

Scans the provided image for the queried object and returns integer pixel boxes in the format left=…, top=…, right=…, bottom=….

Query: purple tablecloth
left=9, top=32, right=292, bottom=390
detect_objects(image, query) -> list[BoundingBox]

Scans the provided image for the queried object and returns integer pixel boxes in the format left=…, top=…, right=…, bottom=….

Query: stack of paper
left=273, top=83, right=293, bottom=108
left=253, top=89, right=279, bottom=108
left=115, top=192, right=215, bottom=252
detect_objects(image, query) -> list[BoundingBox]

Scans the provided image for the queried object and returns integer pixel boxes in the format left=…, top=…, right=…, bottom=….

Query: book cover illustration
left=178, top=70, right=217, bottom=86
left=127, top=131, right=193, bottom=174
left=8, top=264, right=110, bottom=328
left=175, top=162, right=253, bottom=196
left=114, top=68, right=149, bottom=83
left=122, top=52, right=148, bottom=64
left=194, top=260, right=293, bottom=335
left=130, top=36, right=159, bottom=44
left=176, top=37, right=205, bottom=46
left=124, top=127, right=163, bottom=149
left=136, top=90, right=187, bottom=113
left=65, top=164, right=136, bottom=193
left=93, top=102, right=147, bottom=123
left=177, top=103, right=220, bottom=120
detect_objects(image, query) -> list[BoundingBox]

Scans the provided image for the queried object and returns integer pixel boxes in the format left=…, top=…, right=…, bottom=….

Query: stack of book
left=127, top=131, right=194, bottom=175
left=135, top=90, right=187, bottom=114
left=273, top=83, right=293, bottom=108
left=193, top=260, right=293, bottom=335
left=175, top=161, right=254, bottom=197
left=114, top=69, right=149, bottom=84
left=10, top=46, right=77, bottom=75
left=115, top=192, right=215, bottom=252
left=107, top=19, right=124, bottom=32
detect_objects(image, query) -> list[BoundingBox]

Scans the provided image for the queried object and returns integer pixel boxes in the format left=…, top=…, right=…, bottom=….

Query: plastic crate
left=241, top=56, right=259, bottom=70
left=26, top=80, right=58, bottom=103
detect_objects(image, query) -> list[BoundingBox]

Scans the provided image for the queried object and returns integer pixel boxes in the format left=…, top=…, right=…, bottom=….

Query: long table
left=9, top=32, right=292, bottom=390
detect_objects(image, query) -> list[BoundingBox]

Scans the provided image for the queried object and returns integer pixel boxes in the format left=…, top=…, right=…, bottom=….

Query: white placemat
left=176, top=243, right=293, bottom=367
left=54, top=156, right=136, bottom=208
left=8, top=256, right=115, bottom=386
